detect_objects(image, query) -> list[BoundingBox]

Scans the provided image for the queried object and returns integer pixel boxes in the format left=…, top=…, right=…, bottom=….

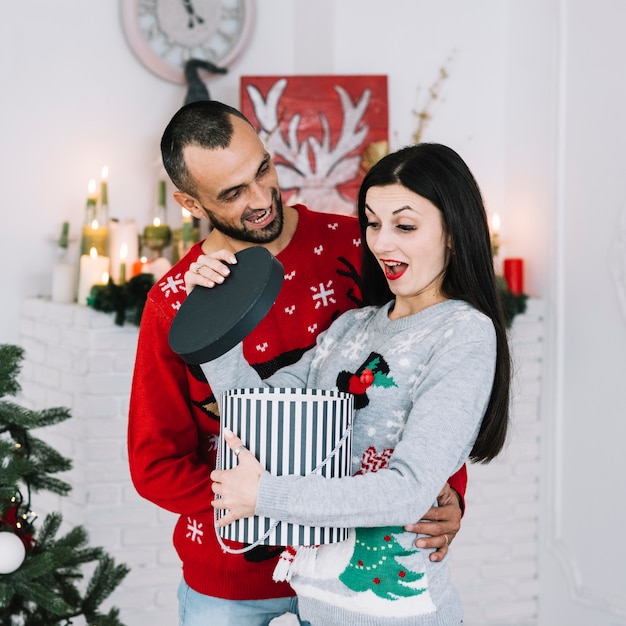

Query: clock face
left=122, top=0, right=255, bottom=84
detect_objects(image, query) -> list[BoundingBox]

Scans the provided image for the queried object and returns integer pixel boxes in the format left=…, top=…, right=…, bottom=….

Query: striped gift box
left=217, top=387, right=353, bottom=549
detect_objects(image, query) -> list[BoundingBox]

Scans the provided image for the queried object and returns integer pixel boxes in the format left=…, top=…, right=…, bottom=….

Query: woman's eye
left=398, top=224, right=416, bottom=232
left=365, top=221, right=380, bottom=229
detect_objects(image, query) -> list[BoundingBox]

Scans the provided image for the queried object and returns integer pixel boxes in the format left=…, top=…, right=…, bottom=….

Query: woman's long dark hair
left=358, top=143, right=510, bottom=463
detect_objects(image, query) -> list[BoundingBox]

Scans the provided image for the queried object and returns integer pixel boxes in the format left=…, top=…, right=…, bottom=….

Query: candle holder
left=171, top=225, right=200, bottom=264
left=490, top=232, right=500, bottom=258
left=142, top=179, right=172, bottom=257
left=142, top=223, right=172, bottom=258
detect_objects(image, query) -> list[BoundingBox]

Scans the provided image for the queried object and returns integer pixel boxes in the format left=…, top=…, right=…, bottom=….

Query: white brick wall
left=17, top=297, right=544, bottom=626
left=452, top=299, right=544, bottom=626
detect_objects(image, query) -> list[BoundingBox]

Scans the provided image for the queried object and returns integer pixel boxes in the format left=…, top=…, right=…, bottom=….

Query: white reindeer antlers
left=246, top=78, right=372, bottom=215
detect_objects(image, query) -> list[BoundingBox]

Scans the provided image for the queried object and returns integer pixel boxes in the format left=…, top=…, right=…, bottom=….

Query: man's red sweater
left=128, top=204, right=466, bottom=600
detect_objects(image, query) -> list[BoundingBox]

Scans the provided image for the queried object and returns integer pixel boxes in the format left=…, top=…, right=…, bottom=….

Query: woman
left=195, top=143, right=510, bottom=625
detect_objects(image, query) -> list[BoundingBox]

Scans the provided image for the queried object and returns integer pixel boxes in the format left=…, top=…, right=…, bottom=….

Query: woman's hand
left=211, top=428, right=264, bottom=526
left=185, top=250, right=237, bottom=294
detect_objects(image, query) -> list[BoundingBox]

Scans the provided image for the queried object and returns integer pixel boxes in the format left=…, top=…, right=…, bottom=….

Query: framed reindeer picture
left=240, top=75, right=389, bottom=216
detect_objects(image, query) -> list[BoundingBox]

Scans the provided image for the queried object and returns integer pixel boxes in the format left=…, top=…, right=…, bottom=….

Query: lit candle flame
left=181, top=207, right=191, bottom=220
left=153, top=217, right=161, bottom=227
left=90, top=247, right=98, bottom=259
left=491, top=213, right=500, bottom=234
left=102, top=271, right=109, bottom=283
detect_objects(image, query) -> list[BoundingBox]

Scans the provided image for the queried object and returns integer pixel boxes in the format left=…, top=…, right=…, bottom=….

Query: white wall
left=539, top=1, right=626, bottom=624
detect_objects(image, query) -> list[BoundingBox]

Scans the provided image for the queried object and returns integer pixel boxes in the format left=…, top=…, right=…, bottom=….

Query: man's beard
left=203, top=190, right=284, bottom=244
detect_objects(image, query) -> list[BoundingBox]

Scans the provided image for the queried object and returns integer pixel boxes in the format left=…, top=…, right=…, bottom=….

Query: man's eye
left=225, top=190, right=241, bottom=202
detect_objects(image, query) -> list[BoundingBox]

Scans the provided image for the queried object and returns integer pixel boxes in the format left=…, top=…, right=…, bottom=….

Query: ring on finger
left=233, top=444, right=246, bottom=457
left=444, top=534, right=449, bottom=546
left=194, top=263, right=202, bottom=274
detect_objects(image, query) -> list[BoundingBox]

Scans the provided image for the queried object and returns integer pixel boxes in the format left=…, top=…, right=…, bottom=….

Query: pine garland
left=0, top=344, right=130, bottom=626
left=87, top=273, right=154, bottom=326
left=496, top=276, right=529, bottom=328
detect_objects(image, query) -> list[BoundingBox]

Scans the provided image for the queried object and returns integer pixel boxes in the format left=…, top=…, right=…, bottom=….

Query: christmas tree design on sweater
left=338, top=526, right=427, bottom=600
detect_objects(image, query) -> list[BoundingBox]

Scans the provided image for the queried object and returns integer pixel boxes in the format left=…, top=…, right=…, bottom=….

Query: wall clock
left=121, top=0, right=255, bottom=84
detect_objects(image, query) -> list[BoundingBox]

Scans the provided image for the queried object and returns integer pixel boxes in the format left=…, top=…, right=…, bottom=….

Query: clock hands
left=181, top=0, right=205, bottom=29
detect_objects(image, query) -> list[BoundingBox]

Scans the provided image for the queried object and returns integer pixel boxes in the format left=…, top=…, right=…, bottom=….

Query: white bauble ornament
left=0, top=531, right=26, bottom=573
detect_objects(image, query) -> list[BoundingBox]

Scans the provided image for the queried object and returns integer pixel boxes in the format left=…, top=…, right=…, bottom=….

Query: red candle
left=503, top=258, right=524, bottom=295
left=131, top=257, right=148, bottom=277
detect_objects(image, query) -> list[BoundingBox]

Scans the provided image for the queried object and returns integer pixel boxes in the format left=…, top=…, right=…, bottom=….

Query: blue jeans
left=177, top=579, right=309, bottom=626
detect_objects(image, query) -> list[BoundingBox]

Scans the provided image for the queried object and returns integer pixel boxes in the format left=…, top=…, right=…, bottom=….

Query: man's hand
left=404, top=483, right=462, bottom=562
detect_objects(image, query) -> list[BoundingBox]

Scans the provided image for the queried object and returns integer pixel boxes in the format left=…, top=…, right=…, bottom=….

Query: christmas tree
left=0, top=343, right=129, bottom=625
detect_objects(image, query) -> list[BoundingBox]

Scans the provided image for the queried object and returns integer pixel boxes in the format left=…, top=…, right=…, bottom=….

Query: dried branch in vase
left=412, top=50, right=456, bottom=143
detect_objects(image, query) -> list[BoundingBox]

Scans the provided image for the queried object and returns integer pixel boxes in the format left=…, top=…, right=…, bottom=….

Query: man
left=128, top=100, right=464, bottom=626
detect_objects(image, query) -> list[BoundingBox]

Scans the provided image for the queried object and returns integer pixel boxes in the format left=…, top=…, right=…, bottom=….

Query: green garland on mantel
left=87, top=274, right=154, bottom=327
left=88, top=272, right=528, bottom=330
left=497, top=276, right=528, bottom=328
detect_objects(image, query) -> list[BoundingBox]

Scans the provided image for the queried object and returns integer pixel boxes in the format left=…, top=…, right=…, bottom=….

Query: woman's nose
left=369, top=227, right=393, bottom=254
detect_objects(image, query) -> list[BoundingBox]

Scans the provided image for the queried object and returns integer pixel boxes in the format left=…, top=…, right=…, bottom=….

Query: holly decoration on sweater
left=0, top=344, right=129, bottom=626
left=338, top=526, right=427, bottom=600
left=336, top=352, right=397, bottom=409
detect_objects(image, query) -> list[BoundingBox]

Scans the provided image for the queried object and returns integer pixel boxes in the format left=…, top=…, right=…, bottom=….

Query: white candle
left=108, top=219, right=139, bottom=283
left=51, top=263, right=77, bottom=304
left=77, top=247, right=110, bottom=305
